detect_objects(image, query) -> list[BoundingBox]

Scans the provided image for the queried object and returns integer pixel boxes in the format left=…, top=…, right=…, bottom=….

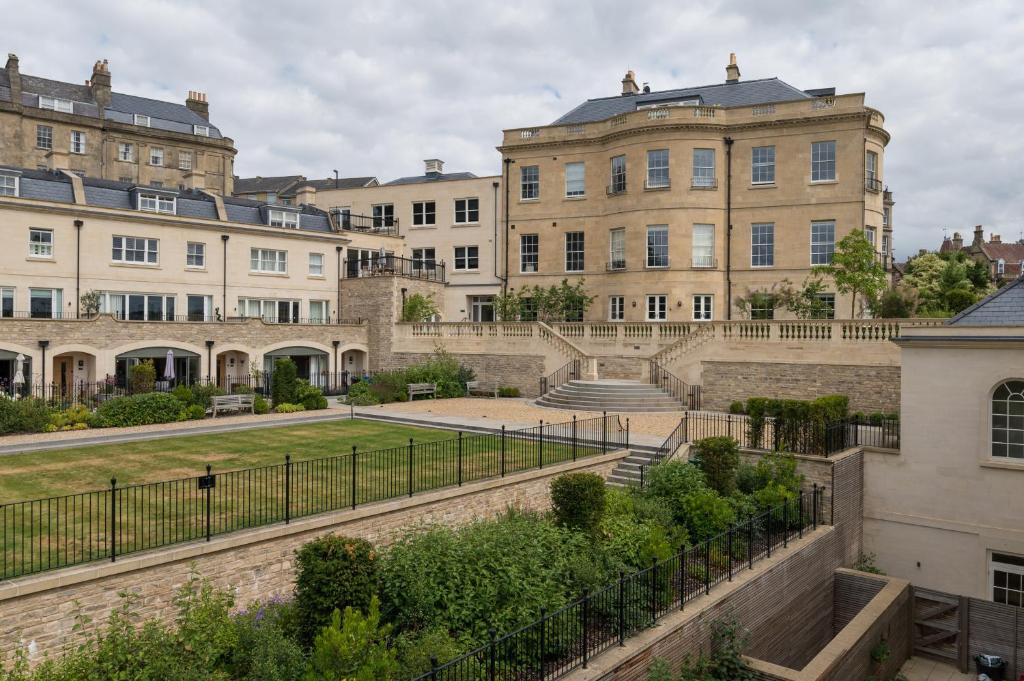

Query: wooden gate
left=912, top=587, right=967, bottom=670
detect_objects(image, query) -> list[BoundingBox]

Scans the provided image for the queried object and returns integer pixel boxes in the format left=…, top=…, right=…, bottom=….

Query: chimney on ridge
left=951, top=231, right=963, bottom=250
left=89, top=59, right=111, bottom=111
left=973, top=225, right=984, bottom=247
left=991, top=233, right=1002, bottom=244
left=5, top=54, right=21, bottom=107
left=186, top=90, right=209, bottom=120
left=726, top=53, right=741, bottom=83
left=621, top=70, right=639, bottom=96
left=294, top=185, right=316, bottom=206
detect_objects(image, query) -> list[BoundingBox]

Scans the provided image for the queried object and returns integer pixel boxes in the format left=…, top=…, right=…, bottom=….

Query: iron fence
left=343, top=255, right=446, bottom=283
left=412, top=486, right=823, bottom=681
left=647, top=361, right=701, bottom=410
left=539, top=359, right=581, bottom=395
left=679, top=412, right=898, bottom=456
left=0, top=414, right=627, bottom=580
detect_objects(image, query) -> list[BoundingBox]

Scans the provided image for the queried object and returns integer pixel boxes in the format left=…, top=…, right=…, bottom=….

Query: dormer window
left=134, top=114, right=151, bottom=127
left=997, top=259, right=1006, bottom=276
left=193, top=125, right=210, bottom=137
left=38, top=95, right=73, bottom=113
left=138, top=193, right=176, bottom=215
left=269, top=209, right=299, bottom=228
left=0, top=174, right=18, bottom=197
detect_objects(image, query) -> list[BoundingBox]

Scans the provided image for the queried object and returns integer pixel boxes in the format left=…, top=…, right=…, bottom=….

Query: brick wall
left=701, top=361, right=901, bottom=414
left=0, top=451, right=624, bottom=665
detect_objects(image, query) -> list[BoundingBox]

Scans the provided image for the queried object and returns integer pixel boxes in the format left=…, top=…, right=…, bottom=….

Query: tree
left=901, top=252, right=993, bottom=316
left=816, top=230, right=888, bottom=317
left=492, top=289, right=523, bottom=321
left=771, top=276, right=834, bottom=319
left=494, top=279, right=594, bottom=322
left=271, top=357, right=298, bottom=406
left=302, top=597, right=399, bottom=681
left=80, top=290, right=102, bottom=316
left=400, top=293, right=439, bottom=322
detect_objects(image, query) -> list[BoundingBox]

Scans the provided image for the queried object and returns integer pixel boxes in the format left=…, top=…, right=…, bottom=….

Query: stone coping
left=744, top=568, right=910, bottom=680
left=0, top=449, right=628, bottom=603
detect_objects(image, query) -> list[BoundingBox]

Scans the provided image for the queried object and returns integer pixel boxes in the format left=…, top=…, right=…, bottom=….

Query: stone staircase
left=606, top=449, right=663, bottom=487
left=535, top=379, right=685, bottom=412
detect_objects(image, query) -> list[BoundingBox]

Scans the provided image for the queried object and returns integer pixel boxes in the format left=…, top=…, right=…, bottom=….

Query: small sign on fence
left=197, top=475, right=216, bottom=490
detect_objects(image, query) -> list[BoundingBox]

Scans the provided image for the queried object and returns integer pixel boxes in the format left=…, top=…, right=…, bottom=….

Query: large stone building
left=498, top=55, right=893, bottom=321
left=940, top=224, right=1024, bottom=284
left=0, top=54, right=237, bottom=194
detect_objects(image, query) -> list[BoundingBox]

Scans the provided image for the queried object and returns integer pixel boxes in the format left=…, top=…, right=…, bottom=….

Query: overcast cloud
left=3, top=0, right=1023, bottom=258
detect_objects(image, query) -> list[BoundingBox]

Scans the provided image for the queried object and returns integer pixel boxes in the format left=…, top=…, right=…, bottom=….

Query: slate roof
left=234, top=175, right=379, bottom=198
left=281, top=176, right=378, bottom=195
left=948, top=276, right=1024, bottom=326
left=553, top=77, right=816, bottom=125
left=234, top=175, right=307, bottom=195
left=383, top=172, right=478, bottom=186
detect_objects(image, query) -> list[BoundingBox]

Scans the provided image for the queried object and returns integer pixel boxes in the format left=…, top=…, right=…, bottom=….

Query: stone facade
left=0, top=451, right=625, bottom=664
left=701, top=361, right=901, bottom=413
left=389, top=351, right=545, bottom=397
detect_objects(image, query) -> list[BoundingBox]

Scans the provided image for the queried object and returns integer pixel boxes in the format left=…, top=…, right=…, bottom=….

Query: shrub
left=94, top=392, right=185, bottom=427
left=394, top=627, right=467, bottom=677
left=129, top=360, right=156, bottom=394
left=498, top=386, right=521, bottom=398
left=231, top=599, right=305, bottom=681
left=171, top=384, right=193, bottom=405
left=184, top=403, right=206, bottom=420
left=296, top=381, right=328, bottom=410
left=47, top=403, right=92, bottom=431
left=275, top=403, right=305, bottom=414
left=271, top=358, right=299, bottom=406
left=400, top=292, right=440, bottom=323
left=346, top=381, right=380, bottom=406
left=679, top=489, right=736, bottom=543
left=368, top=371, right=408, bottom=403
left=189, top=383, right=225, bottom=409
left=402, top=349, right=473, bottom=398
left=294, top=535, right=379, bottom=647
left=253, top=395, right=270, bottom=415
left=303, top=596, right=399, bottom=681
left=691, top=437, right=741, bottom=496
left=550, top=473, right=606, bottom=536
left=599, top=514, right=676, bottom=571
left=0, top=397, right=52, bottom=434
left=744, top=395, right=850, bottom=453
left=642, top=461, right=707, bottom=502
left=728, top=400, right=746, bottom=415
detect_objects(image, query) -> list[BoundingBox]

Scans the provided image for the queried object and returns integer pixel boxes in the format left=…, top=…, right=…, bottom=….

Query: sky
left=3, top=0, right=1024, bottom=259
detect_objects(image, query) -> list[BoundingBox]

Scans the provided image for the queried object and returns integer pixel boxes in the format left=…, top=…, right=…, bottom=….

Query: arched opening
left=216, top=349, right=253, bottom=393
left=264, top=346, right=329, bottom=387
left=115, top=346, right=201, bottom=389
left=0, top=349, right=32, bottom=397
left=992, top=380, right=1024, bottom=460
left=51, top=350, right=98, bottom=400
left=341, top=348, right=368, bottom=376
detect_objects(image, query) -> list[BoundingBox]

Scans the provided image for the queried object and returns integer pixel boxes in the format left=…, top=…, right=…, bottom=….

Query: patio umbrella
left=164, top=349, right=176, bottom=381
left=13, top=354, right=25, bottom=396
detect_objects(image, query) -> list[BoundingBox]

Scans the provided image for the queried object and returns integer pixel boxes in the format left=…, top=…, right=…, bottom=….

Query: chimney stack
left=424, top=159, right=444, bottom=175
left=294, top=185, right=316, bottom=206
left=973, top=225, right=984, bottom=246
left=726, top=53, right=741, bottom=83
left=89, top=59, right=111, bottom=111
left=621, top=70, right=639, bottom=96
left=186, top=90, right=209, bottom=120
left=952, top=231, right=963, bottom=250
left=5, top=54, right=21, bottom=108
left=991, top=233, right=1002, bottom=244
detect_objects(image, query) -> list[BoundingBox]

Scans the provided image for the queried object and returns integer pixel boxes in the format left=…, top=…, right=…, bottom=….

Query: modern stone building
left=498, top=55, right=893, bottom=321
left=0, top=54, right=237, bottom=194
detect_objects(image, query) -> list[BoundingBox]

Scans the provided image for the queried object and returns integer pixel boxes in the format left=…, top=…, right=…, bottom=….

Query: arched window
left=992, top=381, right=1024, bottom=459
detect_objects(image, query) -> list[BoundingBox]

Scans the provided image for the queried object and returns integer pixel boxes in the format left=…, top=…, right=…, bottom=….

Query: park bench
left=466, top=380, right=498, bottom=398
left=211, top=393, right=255, bottom=417
left=407, top=383, right=436, bottom=400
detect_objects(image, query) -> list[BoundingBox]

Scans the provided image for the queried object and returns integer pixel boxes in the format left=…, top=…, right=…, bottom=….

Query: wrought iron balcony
left=691, top=255, right=718, bottom=269
left=343, top=255, right=447, bottom=283
left=331, top=210, right=400, bottom=237
left=606, top=259, right=627, bottom=271
left=865, top=177, right=882, bottom=193
left=691, top=177, right=718, bottom=189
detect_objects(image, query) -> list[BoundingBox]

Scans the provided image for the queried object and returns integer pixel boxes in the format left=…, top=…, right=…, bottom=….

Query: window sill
left=307, top=275, right=325, bottom=280
left=749, top=183, right=777, bottom=190
left=185, top=266, right=207, bottom=272
left=750, top=264, right=775, bottom=269
left=248, top=271, right=289, bottom=278
left=411, top=224, right=437, bottom=229
left=26, top=256, right=56, bottom=263
left=644, top=185, right=671, bottom=192
left=519, top=198, right=540, bottom=204
left=452, top=222, right=480, bottom=228
left=980, top=460, right=1024, bottom=472
left=690, top=186, right=718, bottom=191
left=110, top=262, right=160, bottom=269
left=645, top=265, right=670, bottom=270
left=519, top=270, right=540, bottom=275
left=452, top=269, right=480, bottom=274
left=564, top=195, right=586, bottom=201
left=809, top=179, right=839, bottom=185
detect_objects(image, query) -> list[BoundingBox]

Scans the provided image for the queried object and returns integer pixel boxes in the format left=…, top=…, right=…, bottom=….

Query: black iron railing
left=647, top=361, right=700, bottom=410
left=678, top=413, right=899, bottom=456
left=412, top=486, right=823, bottom=681
left=539, top=359, right=580, bottom=395
left=333, top=211, right=401, bottom=237
left=343, top=255, right=447, bottom=283
left=0, top=414, right=627, bottom=580
left=865, top=177, right=882, bottom=192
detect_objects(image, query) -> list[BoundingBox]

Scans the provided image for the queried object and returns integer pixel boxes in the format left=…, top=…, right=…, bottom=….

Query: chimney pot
left=621, top=70, right=639, bottom=96
left=725, top=53, right=741, bottom=83
left=186, top=90, right=210, bottom=120
left=991, top=234, right=1002, bottom=244
left=89, top=58, right=112, bottom=111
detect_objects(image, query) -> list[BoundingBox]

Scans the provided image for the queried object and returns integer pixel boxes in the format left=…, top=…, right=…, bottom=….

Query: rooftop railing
left=343, top=255, right=447, bottom=283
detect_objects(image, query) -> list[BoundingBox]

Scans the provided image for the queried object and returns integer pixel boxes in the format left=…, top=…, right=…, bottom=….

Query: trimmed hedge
left=744, top=394, right=849, bottom=453
left=691, top=437, right=740, bottom=496
left=0, top=397, right=52, bottom=434
left=94, top=392, right=185, bottom=427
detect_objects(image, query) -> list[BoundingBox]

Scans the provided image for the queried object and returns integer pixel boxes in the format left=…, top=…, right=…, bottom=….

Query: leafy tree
left=771, top=276, right=833, bottom=319
left=815, top=230, right=888, bottom=317
left=129, top=360, right=156, bottom=394
left=901, top=252, right=992, bottom=316
left=550, top=473, right=606, bottom=536
left=690, top=437, right=741, bottom=496
left=302, top=597, right=399, bottom=681
left=271, top=358, right=298, bottom=406
left=400, top=293, right=439, bottom=322
left=492, top=289, right=524, bottom=321
left=80, top=290, right=102, bottom=316
left=498, top=279, right=595, bottom=322
left=874, top=287, right=914, bottom=318
left=294, top=535, right=379, bottom=646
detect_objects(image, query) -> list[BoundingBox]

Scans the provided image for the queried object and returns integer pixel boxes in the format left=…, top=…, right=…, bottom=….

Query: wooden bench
left=466, top=380, right=498, bottom=398
left=407, top=383, right=436, bottom=400
left=211, top=393, right=255, bottom=417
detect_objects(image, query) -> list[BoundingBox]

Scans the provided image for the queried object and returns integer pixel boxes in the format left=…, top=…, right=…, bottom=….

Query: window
left=813, top=294, right=836, bottom=319
left=36, top=125, right=53, bottom=150
left=520, top=234, right=539, bottom=273
left=997, top=259, right=1006, bottom=276
left=609, top=295, right=625, bottom=321
left=0, top=288, right=13, bottom=318
left=692, top=224, right=715, bottom=268
left=250, top=248, right=287, bottom=274
left=565, top=232, right=584, bottom=272
left=469, top=296, right=495, bottom=322
left=138, top=193, right=175, bottom=214
left=520, top=298, right=537, bottom=321
left=751, top=146, right=775, bottom=184
left=811, top=141, right=837, bottom=182
left=240, top=298, right=299, bottom=323
left=134, top=114, right=151, bottom=127
left=38, top=96, right=73, bottom=113
left=186, top=294, right=212, bottom=321
left=520, top=165, right=539, bottom=200
left=865, top=227, right=876, bottom=248
left=454, top=245, right=479, bottom=271
left=179, top=151, right=193, bottom=171
left=811, top=221, right=836, bottom=265
left=750, top=295, right=775, bottom=320
left=454, top=198, right=479, bottom=223
left=372, top=204, right=394, bottom=227
left=112, top=236, right=159, bottom=264
left=993, top=381, right=1024, bottom=459
left=646, top=225, right=669, bottom=268
left=609, top=155, right=626, bottom=193
left=0, top=174, right=18, bottom=197
left=29, top=228, right=53, bottom=258
left=29, top=288, right=62, bottom=319
left=186, top=242, right=205, bottom=268
left=151, top=181, right=163, bottom=188
left=412, top=201, right=436, bottom=226
left=308, top=252, right=324, bottom=276
left=992, top=553, right=1024, bottom=607
left=267, top=192, right=278, bottom=204
left=646, top=294, right=667, bottom=321
left=269, top=210, right=298, bottom=228
left=412, top=247, right=436, bottom=271
left=752, top=223, right=775, bottom=267
left=882, top=234, right=891, bottom=256
left=70, top=131, right=86, bottom=154
left=193, top=125, right=210, bottom=137
left=693, top=295, right=713, bottom=321
left=149, top=148, right=164, bottom=166
left=119, top=176, right=132, bottom=183
left=866, top=150, right=879, bottom=186
left=565, top=162, right=585, bottom=197
left=883, top=206, right=890, bottom=229
left=692, top=149, right=715, bottom=187
left=309, top=300, right=329, bottom=323
left=118, top=143, right=134, bottom=162
left=609, top=228, right=625, bottom=270
left=646, top=149, right=669, bottom=188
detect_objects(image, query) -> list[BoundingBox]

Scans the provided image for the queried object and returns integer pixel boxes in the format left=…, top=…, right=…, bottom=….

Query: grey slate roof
left=281, top=176, right=378, bottom=195
left=383, top=172, right=478, bottom=186
left=553, top=77, right=815, bottom=125
left=234, top=175, right=307, bottom=195
left=948, top=277, right=1024, bottom=326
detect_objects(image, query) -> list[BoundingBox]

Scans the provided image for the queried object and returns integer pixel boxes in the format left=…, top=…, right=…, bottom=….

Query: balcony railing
left=343, top=255, right=446, bottom=283
left=644, top=177, right=671, bottom=190
left=606, top=259, right=626, bottom=272
left=691, top=255, right=718, bottom=269
left=332, top=210, right=400, bottom=237
left=865, top=177, right=882, bottom=192
left=0, top=310, right=70, bottom=320
left=691, top=177, right=718, bottom=189
left=606, top=183, right=627, bottom=196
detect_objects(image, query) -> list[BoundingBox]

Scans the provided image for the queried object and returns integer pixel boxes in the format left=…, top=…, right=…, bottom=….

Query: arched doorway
left=215, top=349, right=252, bottom=393
left=0, top=349, right=32, bottom=397
left=263, top=346, right=329, bottom=387
left=51, top=350, right=98, bottom=403
left=115, top=347, right=201, bottom=389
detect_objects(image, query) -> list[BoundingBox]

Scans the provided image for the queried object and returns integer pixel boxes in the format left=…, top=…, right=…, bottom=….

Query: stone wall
left=701, top=361, right=901, bottom=414
left=0, top=451, right=625, bottom=665
left=595, top=355, right=644, bottom=380
left=388, top=351, right=545, bottom=397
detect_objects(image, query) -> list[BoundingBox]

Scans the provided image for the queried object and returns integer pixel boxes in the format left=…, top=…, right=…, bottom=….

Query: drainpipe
left=39, top=340, right=49, bottom=395
left=336, top=246, right=343, bottom=322
left=502, top=157, right=514, bottom=294
left=492, top=180, right=500, bottom=283
left=220, top=234, right=229, bottom=319
left=205, top=340, right=214, bottom=383
left=74, top=219, right=83, bottom=317
left=724, top=137, right=734, bottom=320
left=332, top=339, right=340, bottom=381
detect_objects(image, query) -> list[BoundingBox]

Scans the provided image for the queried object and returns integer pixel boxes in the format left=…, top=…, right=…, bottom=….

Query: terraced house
left=0, top=54, right=236, bottom=194
left=498, top=55, right=894, bottom=321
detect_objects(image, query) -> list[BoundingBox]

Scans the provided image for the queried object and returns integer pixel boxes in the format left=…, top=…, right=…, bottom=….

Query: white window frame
left=646, top=225, right=669, bottom=268
left=865, top=227, right=876, bottom=248
left=609, top=228, right=626, bottom=270
left=38, top=95, right=73, bottom=113
left=992, top=380, right=1024, bottom=460
left=0, top=174, right=18, bottom=197
left=29, top=287, right=63, bottom=319
left=610, top=155, right=627, bottom=193
left=646, top=149, right=670, bottom=189
left=36, top=125, right=53, bottom=150
left=309, top=300, right=329, bottom=323
left=813, top=293, right=836, bottom=320
left=186, top=242, right=205, bottom=269
left=412, top=200, right=436, bottom=227
left=134, top=114, right=151, bottom=127
left=308, top=252, right=324, bottom=276
left=250, top=248, right=288, bottom=274
left=811, top=220, right=836, bottom=265
left=454, top=245, right=479, bottom=271
left=112, top=235, right=159, bottom=265
left=609, top=295, right=625, bottom=321
left=751, top=146, right=775, bottom=184
left=565, top=231, right=585, bottom=272
left=372, top=203, right=394, bottom=227
left=692, top=149, right=716, bottom=187
left=751, top=223, right=775, bottom=268
left=520, top=234, right=539, bottom=273
left=565, top=162, right=585, bottom=198
left=29, top=228, right=54, bottom=258
left=149, top=147, right=164, bottom=166
left=521, top=165, right=540, bottom=200
left=882, top=234, right=891, bottom=256
left=646, top=294, right=667, bottom=321
left=137, top=193, right=175, bottom=214
left=412, top=247, right=437, bottom=271
left=194, top=124, right=210, bottom=137
left=991, top=552, right=1024, bottom=607
left=693, top=294, right=713, bottom=321
left=998, top=259, right=1006, bottom=276
left=70, top=130, right=86, bottom=154
left=117, top=142, right=134, bottom=162
left=454, top=197, right=479, bottom=224
left=692, top=224, right=715, bottom=268
left=0, top=287, right=13, bottom=318
left=268, top=209, right=299, bottom=228
left=239, top=298, right=299, bottom=323
left=866, top=150, right=878, bottom=182
left=179, top=151, right=193, bottom=171
left=811, top=141, right=837, bottom=182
